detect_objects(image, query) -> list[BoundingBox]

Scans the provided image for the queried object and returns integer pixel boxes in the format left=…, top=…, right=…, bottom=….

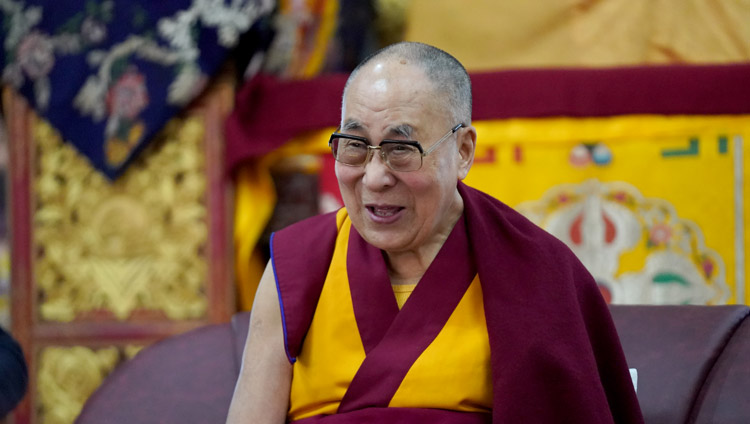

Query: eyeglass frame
left=328, top=123, right=465, bottom=172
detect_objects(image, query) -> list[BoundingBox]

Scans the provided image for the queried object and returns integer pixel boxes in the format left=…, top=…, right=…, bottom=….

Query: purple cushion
left=609, top=305, right=749, bottom=424
left=77, top=306, right=750, bottom=424
left=75, top=323, right=240, bottom=424
left=692, top=316, right=750, bottom=423
left=231, top=312, right=251, bottom=364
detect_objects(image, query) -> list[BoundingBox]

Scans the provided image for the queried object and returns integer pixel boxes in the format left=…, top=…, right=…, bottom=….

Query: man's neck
left=383, top=207, right=463, bottom=286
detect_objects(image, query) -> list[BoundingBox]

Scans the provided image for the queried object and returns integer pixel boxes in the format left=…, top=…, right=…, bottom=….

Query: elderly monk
left=226, top=42, right=643, bottom=424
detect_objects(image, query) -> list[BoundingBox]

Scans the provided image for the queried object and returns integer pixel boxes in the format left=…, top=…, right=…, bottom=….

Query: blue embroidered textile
left=1, top=0, right=273, bottom=179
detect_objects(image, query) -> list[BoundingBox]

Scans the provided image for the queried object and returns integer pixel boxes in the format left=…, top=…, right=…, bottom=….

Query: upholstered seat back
left=77, top=307, right=750, bottom=424
left=610, top=305, right=750, bottom=424
left=75, top=312, right=251, bottom=424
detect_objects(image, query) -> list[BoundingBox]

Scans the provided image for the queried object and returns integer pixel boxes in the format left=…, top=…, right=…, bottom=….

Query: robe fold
left=270, top=182, right=644, bottom=423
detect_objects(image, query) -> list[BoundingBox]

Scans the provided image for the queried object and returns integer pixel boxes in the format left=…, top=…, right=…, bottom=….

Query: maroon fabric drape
left=338, top=216, right=476, bottom=413
left=225, top=64, right=750, bottom=173
left=270, top=182, right=644, bottom=423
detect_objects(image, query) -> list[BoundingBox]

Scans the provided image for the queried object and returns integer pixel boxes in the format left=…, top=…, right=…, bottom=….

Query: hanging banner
left=226, top=65, right=750, bottom=305
left=465, top=116, right=748, bottom=305
left=0, top=0, right=274, bottom=179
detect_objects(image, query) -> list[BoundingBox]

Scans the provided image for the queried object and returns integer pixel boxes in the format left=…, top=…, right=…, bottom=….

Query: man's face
left=336, top=60, right=472, bottom=255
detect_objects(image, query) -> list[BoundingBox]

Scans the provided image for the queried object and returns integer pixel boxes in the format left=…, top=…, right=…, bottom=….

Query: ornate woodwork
left=5, top=78, right=234, bottom=423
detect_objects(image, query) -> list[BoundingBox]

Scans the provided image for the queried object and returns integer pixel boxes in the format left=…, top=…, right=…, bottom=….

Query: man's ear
left=456, top=125, right=477, bottom=180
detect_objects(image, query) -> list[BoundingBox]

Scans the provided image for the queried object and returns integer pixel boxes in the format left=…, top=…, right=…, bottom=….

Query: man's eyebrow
left=386, top=124, right=413, bottom=139
left=340, top=121, right=413, bottom=138
left=341, top=120, right=364, bottom=132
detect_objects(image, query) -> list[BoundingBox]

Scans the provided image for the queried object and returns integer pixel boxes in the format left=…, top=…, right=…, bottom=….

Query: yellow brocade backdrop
left=465, top=116, right=748, bottom=305
left=237, top=115, right=749, bottom=307
left=233, top=0, right=750, bottom=309
left=404, top=0, right=750, bottom=70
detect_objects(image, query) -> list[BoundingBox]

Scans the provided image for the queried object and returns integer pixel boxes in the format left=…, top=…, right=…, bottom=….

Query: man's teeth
left=372, top=207, right=399, bottom=217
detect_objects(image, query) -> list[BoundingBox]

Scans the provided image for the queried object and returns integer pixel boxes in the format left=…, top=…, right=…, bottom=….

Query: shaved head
left=343, top=42, right=472, bottom=125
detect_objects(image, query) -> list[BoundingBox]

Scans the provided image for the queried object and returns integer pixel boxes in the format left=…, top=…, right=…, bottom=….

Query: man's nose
left=362, top=150, right=396, bottom=190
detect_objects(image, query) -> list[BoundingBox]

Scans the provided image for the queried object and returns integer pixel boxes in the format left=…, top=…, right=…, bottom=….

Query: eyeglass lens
left=332, top=137, right=422, bottom=171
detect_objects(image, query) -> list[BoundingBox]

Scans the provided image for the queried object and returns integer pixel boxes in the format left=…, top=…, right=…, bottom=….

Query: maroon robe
left=271, top=182, right=644, bottom=423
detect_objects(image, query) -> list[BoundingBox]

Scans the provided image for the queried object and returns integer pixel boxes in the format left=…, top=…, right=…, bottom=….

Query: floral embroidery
left=107, top=67, right=149, bottom=120
left=103, top=66, right=149, bottom=166
left=106, top=121, right=145, bottom=166
left=647, top=223, right=673, bottom=247
left=81, top=16, right=108, bottom=44
left=17, top=31, right=54, bottom=78
left=700, top=255, right=715, bottom=279
left=1, top=0, right=114, bottom=109
left=517, top=179, right=729, bottom=305
left=0, top=0, right=274, bottom=178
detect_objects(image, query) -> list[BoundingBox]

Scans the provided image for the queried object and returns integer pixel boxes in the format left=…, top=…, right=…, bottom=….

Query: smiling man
left=226, top=42, right=643, bottom=424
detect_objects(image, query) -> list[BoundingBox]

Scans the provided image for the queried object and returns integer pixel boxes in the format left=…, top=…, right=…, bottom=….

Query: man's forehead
left=340, top=59, right=445, bottom=137
left=346, top=58, right=432, bottom=97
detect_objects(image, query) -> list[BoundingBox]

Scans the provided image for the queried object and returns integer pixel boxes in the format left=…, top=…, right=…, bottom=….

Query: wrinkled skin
left=336, top=59, right=477, bottom=282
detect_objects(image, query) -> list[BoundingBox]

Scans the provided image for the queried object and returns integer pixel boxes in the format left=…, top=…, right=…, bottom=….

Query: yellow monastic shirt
left=287, top=210, right=492, bottom=420
left=392, top=283, right=417, bottom=309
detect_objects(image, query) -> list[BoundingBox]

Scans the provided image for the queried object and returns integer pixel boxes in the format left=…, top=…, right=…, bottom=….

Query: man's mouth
left=366, top=205, right=404, bottom=220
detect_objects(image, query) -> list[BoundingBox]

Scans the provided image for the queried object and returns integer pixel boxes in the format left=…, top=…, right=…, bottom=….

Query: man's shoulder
left=274, top=209, right=342, bottom=238
left=270, top=211, right=342, bottom=363
left=460, top=183, right=580, bottom=264
left=271, top=209, right=343, bottom=264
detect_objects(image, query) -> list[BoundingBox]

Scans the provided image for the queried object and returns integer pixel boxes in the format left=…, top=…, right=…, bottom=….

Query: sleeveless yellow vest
left=288, top=210, right=492, bottom=420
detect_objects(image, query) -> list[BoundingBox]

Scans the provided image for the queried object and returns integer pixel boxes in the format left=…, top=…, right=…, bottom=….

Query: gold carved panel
left=123, top=344, right=145, bottom=359
left=36, top=343, right=146, bottom=424
left=33, top=117, right=208, bottom=321
left=37, top=346, right=120, bottom=424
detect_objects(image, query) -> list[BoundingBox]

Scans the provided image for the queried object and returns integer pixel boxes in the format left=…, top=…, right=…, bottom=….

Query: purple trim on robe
left=339, top=217, right=476, bottom=412
left=269, top=232, right=295, bottom=364
left=271, top=211, right=339, bottom=362
left=292, top=407, right=490, bottom=424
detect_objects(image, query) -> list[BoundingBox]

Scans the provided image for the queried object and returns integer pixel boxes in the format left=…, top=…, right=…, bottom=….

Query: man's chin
left=358, top=228, right=410, bottom=253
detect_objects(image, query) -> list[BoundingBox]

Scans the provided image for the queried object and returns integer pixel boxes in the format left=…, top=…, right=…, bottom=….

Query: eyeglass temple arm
left=422, top=123, right=466, bottom=156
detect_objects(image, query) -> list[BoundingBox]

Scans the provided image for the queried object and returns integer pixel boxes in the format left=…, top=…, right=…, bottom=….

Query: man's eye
left=344, top=140, right=367, bottom=149
left=389, top=144, right=417, bottom=154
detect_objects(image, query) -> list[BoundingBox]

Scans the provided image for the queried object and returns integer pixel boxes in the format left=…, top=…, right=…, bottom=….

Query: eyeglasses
left=328, top=123, right=465, bottom=172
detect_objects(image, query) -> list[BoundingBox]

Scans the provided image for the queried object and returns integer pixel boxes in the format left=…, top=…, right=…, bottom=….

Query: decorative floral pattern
left=517, top=179, right=729, bottom=305
left=107, top=67, right=149, bottom=120
left=102, top=65, right=149, bottom=165
left=0, top=0, right=274, bottom=178
left=647, top=223, right=673, bottom=247
left=16, top=30, right=54, bottom=78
